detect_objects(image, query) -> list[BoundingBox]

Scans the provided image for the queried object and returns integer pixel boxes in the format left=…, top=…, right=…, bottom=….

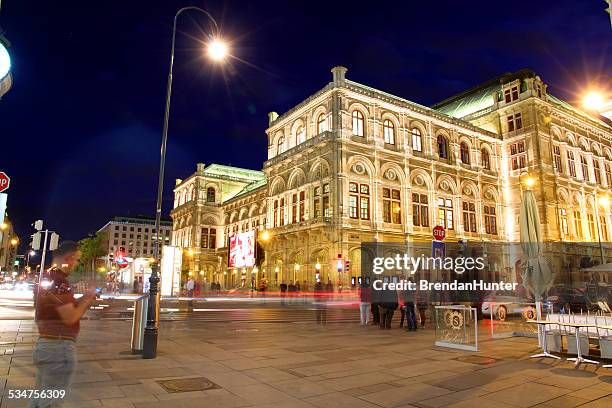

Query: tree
left=78, top=232, right=107, bottom=281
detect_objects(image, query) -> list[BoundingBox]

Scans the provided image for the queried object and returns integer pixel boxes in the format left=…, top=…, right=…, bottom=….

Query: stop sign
left=0, top=172, right=9, bottom=193
left=433, top=225, right=446, bottom=241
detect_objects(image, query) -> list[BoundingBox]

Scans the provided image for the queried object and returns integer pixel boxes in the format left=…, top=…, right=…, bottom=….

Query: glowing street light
left=260, top=230, right=271, bottom=242
left=583, top=91, right=606, bottom=111
left=0, top=222, right=7, bottom=230
left=207, top=39, right=229, bottom=62
left=10, top=238, right=18, bottom=246
left=599, top=195, right=610, bottom=209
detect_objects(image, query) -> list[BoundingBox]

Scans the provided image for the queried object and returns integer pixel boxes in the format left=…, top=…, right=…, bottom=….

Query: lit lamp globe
left=207, top=40, right=228, bottom=62
left=0, top=42, right=10, bottom=80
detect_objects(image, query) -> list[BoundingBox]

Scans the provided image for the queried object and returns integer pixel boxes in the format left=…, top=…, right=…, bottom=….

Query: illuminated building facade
left=97, top=215, right=172, bottom=260
left=172, top=67, right=612, bottom=288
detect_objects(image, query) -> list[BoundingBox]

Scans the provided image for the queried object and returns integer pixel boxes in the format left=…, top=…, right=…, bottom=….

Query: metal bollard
left=131, top=295, right=149, bottom=354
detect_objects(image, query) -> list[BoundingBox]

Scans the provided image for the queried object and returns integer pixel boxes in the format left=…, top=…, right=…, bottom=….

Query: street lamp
left=144, top=6, right=228, bottom=360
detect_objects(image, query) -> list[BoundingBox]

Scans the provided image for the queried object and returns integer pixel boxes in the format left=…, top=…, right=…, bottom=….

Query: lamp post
left=143, top=6, right=228, bottom=359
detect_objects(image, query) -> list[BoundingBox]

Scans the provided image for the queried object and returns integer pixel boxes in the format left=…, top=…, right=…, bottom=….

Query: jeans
left=28, top=339, right=76, bottom=408
left=359, top=302, right=370, bottom=325
left=404, top=302, right=417, bottom=331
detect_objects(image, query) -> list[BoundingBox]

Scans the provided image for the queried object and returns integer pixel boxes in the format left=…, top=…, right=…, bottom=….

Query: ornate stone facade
left=172, top=67, right=612, bottom=289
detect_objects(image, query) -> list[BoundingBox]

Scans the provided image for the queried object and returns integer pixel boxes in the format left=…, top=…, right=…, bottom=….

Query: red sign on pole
left=433, top=225, right=446, bottom=241
left=0, top=172, right=10, bottom=193
left=116, top=257, right=128, bottom=269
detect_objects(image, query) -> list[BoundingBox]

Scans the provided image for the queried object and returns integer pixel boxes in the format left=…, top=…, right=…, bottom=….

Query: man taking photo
left=29, top=241, right=97, bottom=408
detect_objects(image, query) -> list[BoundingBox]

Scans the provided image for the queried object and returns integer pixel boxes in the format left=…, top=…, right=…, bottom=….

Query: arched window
left=460, top=142, right=470, bottom=164
left=190, top=188, right=196, bottom=201
left=277, top=137, right=285, bottom=154
left=437, top=135, right=448, bottom=159
left=206, top=187, right=216, bottom=203
left=481, top=148, right=491, bottom=170
left=352, top=110, right=364, bottom=136
left=411, top=128, right=422, bottom=152
left=383, top=119, right=395, bottom=145
left=296, top=125, right=306, bottom=145
left=317, top=113, right=327, bottom=134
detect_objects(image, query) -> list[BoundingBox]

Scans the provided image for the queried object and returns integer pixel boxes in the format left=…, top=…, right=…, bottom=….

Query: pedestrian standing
left=403, top=285, right=417, bottom=331
left=30, top=241, right=97, bottom=408
left=416, top=289, right=429, bottom=328
left=186, top=277, right=195, bottom=297
left=314, top=281, right=327, bottom=324
left=280, top=281, right=288, bottom=306
left=359, top=282, right=372, bottom=325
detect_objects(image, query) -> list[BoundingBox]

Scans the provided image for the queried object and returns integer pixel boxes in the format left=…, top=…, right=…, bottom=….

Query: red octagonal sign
left=0, top=172, right=10, bottom=193
left=433, top=225, right=446, bottom=241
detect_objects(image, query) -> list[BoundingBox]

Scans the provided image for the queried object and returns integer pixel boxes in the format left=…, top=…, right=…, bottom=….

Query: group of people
left=185, top=278, right=222, bottom=296
left=358, top=282, right=428, bottom=331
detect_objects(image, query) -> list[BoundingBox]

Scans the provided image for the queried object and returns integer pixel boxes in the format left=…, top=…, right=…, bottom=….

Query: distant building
left=0, top=219, right=18, bottom=272
left=97, top=215, right=172, bottom=259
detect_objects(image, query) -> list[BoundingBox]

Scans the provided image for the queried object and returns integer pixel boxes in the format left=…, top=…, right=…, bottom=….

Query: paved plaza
left=0, top=317, right=611, bottom=408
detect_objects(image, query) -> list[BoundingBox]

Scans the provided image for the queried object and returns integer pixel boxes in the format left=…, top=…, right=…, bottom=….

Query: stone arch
left=287, top=168, right=307, bottom=190
left=229, top=211, right=238, bottom=224
left=309, top=158, right=332, bottom=182
left=592, top=142, right=602, bottom=156
left=460, top=180, right=479, bottom=198
left=550, top=126, right=563, bottom=142
left=482, top=185, right=500, bottom=203
left=380, top=162, right=406, bottom=185
left=436, top=174, right=458, bottom=195
left=557, top=187, right=570, bottom=204
left=566, top=132, right=577, bottom=147
left=409, top=168, right=434, bottom=191
left=248, top=203, right=259, bottom=218
left=578, top=137, right=590, bottom=152
left=290, top=118, right=306, bottom=146
left=269, top=176, right=286, bottom=196
left=572, top=192, right=583, bottom=206
left=346, top=155, right=376, bottom=178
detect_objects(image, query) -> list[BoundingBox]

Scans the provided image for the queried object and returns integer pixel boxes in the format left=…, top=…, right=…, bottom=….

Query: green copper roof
left=434, top=84, right=498, bottom=119
left=202, top=164, right=265, bottom=182
left=547, top=94, right=610, bottom=128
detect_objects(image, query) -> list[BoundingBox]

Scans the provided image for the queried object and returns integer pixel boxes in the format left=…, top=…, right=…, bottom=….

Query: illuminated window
left=200, top=228, right=216, bottom=249
left=587, top=213, right=596, bottom=240
left=606, top=163, right=612, bottom=186
left=279, top=198, right=285, bottom=226
left=273, top=200, right=279, bottom=227
left=277, top=137, right=285, bottom=154
left=317, top=113, right=327, bottom=134
left=349, top=182, right=369, bottom=220
left=600, top=215, right=608, bottom=241
left=504, top=86, right=519, bottom=103
left=460, top=142, right=470, bottom=164
left=299, top=191, right=305, bottom=222
left=574, top=210, right=583, bottom=238
left=437, top=135, right=448, bottom=159
left=552, top=145, right=562, bottom=174
left=437, top=197, right=453, bottom=230
left=507, top=112, right=522, bottom=132
left=594, top=159, right=601, bottom=184
left=323, top=183, right=331, bottom=218
left=411, top=128, right=422, bottom=152
left=383, top=188, right=401, bottom=224
left=412, top=193, right=429, bottom=227
left=481, top=148, right=491, bottom=170
left=383, top=119, right=395, bottom=145
left=567, top=151, right=577, bottom=178
left=581, top=156, right=591, bottom=181
left=292, top=193, right=298, bottom=224
left=484, top=205, right=497, bottom=235
left=206, top=187, right=215, bottom=203
left=462, top=201, right=477, bottom=233
left=296, top=125, right=306, bottom=144
left=352, top=111, right=364, bottom=136
left=314, top=186, right=321, bottom=218
left=510, top=141, right=526, bottom=170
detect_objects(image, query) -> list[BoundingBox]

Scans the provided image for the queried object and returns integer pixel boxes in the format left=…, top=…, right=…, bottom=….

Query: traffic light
left=31, top=232, right=41, bottom=250
left=345, top=260, right=350, bottom=273
left=49, top=233, right=59, bottom=251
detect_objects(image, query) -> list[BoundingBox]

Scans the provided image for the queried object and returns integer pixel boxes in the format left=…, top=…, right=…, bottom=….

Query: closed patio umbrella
left=519, top=188, right=554, bottom=351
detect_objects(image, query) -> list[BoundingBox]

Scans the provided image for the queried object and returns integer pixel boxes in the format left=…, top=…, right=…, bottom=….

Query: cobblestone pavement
left=0, top=318, right=610, bottom=408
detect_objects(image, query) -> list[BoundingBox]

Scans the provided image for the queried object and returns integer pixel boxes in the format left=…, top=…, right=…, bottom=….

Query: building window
left=559, top=208, right=569, bottom=237
left=277, top=137, right=285, bottom=154
left=352, top=111, right=364, bottom=136
left=279, top=198, right=285, bottom=226
left=412, top=193, right=429, bottom=227
left=317, top=113, right=327, bottom=134
left=504, top=86, right=519, bottom=103
left=200, top=228, right=216, bottom=249
left=507, top=112, right=522, bottom=132
left=437, top=198, right=453, bottom=230
left=437, top=135, right=448, bottom=159
left=201, top=228, right=208, bottom=248
left=484, top=205, right=497, bottom=235
left=314, top=187, right=321, bottom=218
left=552, top=145, right=562, bottom=174
left=606, top=163, right=612, bottom=186
left=323, top=189, right=331, bottom=218
left=567, top=151, right=577, bottom=178
left=574, top=210, right=583, bottom=238
left=299, top=191, right=305, bottom=222
left=460, top=142, right=470, bottom=164
left=349, top=182, right=369, bottom=220
left=411, top=128, right=422, bottom=152
left=207, top=187, right=215, bottom=203
left=383, top=119, right=395, bottom=145
left=581, top=156, right=591, bottom=181
left=462, top=202, right=477, bottom=233
left=594, top=159, right=601, bottom=184
left=273, top=200, right=279, bottom=227
left=510, top=141, right=526, bottom=170
left=296, top=125, right=306, bottom=144
left=383, top=188, right=401, bottom=224
left=587, top=213, right=596, bottom=240
left=292, top=193, right=298, bottom=224
left=600, top=215, right=608, bottom=241
left=481, top=148, right=491, bottom=170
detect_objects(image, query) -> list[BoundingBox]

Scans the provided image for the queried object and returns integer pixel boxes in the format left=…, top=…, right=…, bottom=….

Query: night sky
left=0, top=1, right=610, bottom=248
